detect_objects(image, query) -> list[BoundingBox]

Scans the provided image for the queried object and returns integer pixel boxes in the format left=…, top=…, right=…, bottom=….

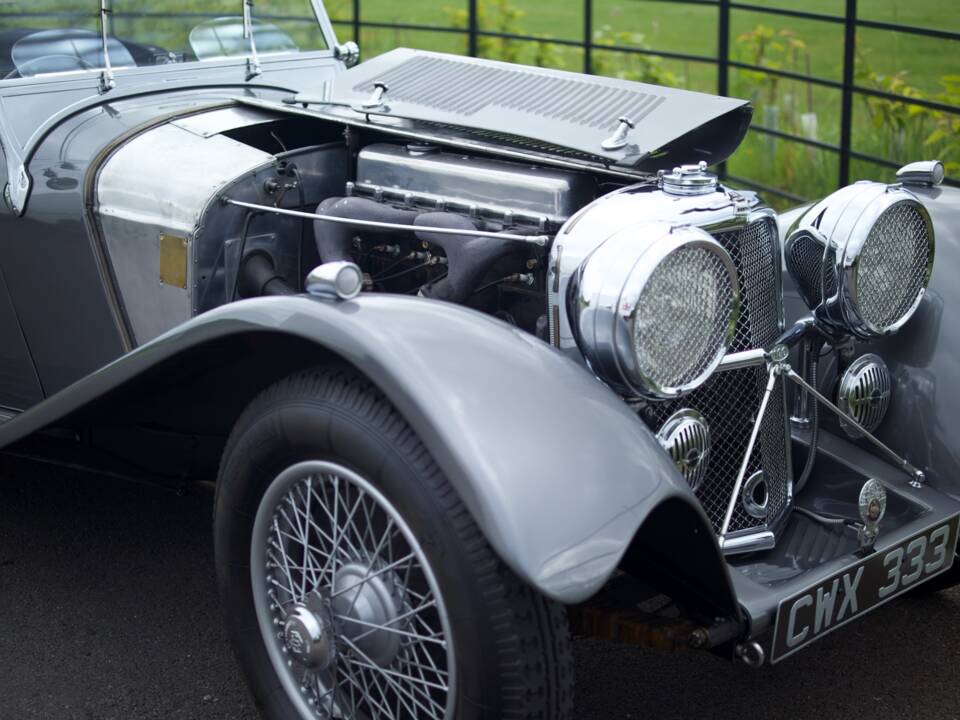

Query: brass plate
left=159, top=233, right=188, bottom=289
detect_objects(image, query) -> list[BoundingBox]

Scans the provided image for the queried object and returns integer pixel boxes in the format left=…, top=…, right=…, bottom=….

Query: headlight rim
left=785, top=183, right=935, bottom=339
left=618, top=234, right=740, bottom=398
left=843, top=194, right=935, bottom=337
left=570, top=221, right=740, bottom=401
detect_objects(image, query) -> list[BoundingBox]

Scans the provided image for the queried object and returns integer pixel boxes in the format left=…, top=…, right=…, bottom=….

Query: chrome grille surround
left=642, top=213, right=791, bottom=538
left=551, top=188, right=792, bottom=548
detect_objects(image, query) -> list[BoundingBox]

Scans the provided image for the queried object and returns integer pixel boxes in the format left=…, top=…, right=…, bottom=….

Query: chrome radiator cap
left=658, top=161, right=718, bottom=196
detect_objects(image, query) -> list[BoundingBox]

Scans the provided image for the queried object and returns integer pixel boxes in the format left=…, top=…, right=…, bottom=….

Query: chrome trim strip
left=717, top=348, right=767, bottom=371
left=222, top=198, right=551, bottom=245
left=719, top=530, right=775, bottom=555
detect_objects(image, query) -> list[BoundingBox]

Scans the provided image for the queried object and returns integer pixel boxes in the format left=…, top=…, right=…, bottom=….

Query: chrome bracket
left=362, top=82, right=389, bottom=110
left=600, top=116, right=635, bottom=151
left=242, top=0, right=262, bottom=80
left=719, top=357, right=783, bottom=538
left=334, top=41, right=361, bottom=68
left=781, top=363, right=925, bottom=488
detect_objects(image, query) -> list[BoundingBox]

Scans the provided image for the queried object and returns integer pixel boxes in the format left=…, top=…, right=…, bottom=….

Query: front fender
left=0, top=293, right=733, bottom=607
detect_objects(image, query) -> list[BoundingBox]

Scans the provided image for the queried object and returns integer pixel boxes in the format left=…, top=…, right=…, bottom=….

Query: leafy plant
left=444, top=0, right=526, bottom=64
left=590, top=26, right=680, bottom=86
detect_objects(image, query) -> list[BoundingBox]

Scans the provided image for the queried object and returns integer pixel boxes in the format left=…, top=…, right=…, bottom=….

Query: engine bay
left=97, top=106, right=614, bottom=342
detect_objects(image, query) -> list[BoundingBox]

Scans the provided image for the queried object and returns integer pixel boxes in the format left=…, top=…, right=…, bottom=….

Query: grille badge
left=657, top=409, right=711, bottom=492
left=837, top=354, right=891, bottom=438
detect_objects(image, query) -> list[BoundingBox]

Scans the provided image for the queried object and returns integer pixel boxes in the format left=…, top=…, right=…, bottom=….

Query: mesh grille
left=787, top=232, right=837, bottom=307
left=643, top=218, right=790, bottom=534
left=856, top=201, right=930, bottom=331
left=716, top=219, right=780, bottom=351
left=633, top=246, right=734, bottom=390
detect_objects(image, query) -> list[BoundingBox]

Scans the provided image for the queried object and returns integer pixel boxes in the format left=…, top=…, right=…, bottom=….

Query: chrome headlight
left=569, top=222, right=739, bottom=399
left=786, top=182, right=934, bottom=338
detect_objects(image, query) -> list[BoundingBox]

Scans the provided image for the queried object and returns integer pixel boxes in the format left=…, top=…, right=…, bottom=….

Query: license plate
left=771, top=513, right=960, bottom=663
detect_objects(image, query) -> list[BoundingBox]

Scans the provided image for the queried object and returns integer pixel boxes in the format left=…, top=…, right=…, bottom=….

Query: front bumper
left=728, top=429, right=960, bottom=656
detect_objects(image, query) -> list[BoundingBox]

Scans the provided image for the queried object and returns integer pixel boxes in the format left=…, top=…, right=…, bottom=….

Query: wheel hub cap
left=331, top=562, right=403, bottom=667
left=283, top=601, right=335, bottom=669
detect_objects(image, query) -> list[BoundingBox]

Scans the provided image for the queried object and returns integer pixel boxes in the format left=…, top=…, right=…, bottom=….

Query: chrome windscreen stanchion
left=97, top=0, right=116, bottom=93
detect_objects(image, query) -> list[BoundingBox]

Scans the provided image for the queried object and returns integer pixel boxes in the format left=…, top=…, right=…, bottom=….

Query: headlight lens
left=633, top=244, right=735, bottom=391
left=569, top=222, right=739, bottom=399
left=854, top=200, right=932, bottom=334
left=786, top=183, right=934, bottom=338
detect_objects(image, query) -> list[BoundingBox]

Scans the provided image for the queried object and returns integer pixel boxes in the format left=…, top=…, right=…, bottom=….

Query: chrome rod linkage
left=222, top=197, right=551, bottom=246
left=782, top=366, right=925, bottom=488
left=720, top=364, right=779, bottom=536
left=719, top=342, right=926, bottom=546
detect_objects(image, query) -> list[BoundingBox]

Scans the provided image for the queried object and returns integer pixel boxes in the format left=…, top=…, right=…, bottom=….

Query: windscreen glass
left=0, top=0, right=328, bottom=79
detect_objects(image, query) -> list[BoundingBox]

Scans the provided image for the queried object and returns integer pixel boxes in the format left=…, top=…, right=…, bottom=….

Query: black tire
left=214, top=365, right=574, bottom=720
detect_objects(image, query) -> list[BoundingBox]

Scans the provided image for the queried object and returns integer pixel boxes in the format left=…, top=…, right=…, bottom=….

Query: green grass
left=327, top=0, right=960, bottom=206
left=4, top=0, right=954, bottom=205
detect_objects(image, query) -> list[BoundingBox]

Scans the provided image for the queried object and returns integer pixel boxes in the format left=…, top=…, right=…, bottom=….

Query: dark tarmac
left=2, top=457, right=958, bottom=720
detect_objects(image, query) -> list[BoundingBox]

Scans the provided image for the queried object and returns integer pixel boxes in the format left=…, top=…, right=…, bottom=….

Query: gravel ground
left=1, top=456, right=959, bottom=720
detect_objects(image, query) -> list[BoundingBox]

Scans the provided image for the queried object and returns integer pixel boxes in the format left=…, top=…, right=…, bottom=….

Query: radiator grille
left=645, top=218, right=790, bottom=534
left=787, top=232, right=837, bottom=308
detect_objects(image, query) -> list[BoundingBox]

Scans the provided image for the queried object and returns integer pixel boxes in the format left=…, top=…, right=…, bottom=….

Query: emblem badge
left=858, top=478, right=887, bottom=547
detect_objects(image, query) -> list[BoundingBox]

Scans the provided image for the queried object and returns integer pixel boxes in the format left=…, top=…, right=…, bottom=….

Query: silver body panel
left=96, top=114, right=275, bottom=343
left=170, top=105, right=279, bottom=137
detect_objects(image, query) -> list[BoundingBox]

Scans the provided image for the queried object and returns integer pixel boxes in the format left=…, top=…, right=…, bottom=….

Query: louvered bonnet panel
left=330, top=48, right=752, bottom=169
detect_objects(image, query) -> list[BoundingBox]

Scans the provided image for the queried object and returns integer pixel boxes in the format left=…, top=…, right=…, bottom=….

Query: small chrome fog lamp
left=656, top=409, right=711, bottom=491
left=568, top=221, right=739, bottom=399
left=837, top=354, right=891, bottom=438
left=785, top=182, right=934, bottom=339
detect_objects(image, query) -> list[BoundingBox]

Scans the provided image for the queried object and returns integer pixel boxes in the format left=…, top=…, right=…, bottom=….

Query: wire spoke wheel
left=250, top=460, right=455, bottom=720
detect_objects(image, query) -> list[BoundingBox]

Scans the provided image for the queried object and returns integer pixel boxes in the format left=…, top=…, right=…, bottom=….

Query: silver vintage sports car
left=0, top=1, right=958, bottom=718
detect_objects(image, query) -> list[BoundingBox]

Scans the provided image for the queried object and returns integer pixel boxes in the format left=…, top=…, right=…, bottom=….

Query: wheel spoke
left=341, top=636, right=446, bottom=718
left=253, top=463, right=453, bottom=720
